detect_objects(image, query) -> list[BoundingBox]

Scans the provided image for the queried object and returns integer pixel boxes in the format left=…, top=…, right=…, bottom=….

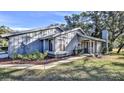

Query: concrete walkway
left=0, top=56, right=86, bottom=70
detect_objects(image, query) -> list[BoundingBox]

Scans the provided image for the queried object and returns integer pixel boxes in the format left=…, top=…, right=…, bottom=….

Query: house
left=0, top=26, right=107, bottom=58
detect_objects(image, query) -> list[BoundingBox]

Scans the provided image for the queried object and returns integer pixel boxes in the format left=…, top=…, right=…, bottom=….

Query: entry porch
left=76, top=34, right=106, bottom=55
left=77, top=40, right=101, bottom=54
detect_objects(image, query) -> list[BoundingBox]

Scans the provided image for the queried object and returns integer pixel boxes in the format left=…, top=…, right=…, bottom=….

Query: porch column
left=95, top=41, right=97, bottom=53
left=93, top=41, right=95, bottom=53
left=53, top=39, right=55, bottom=51
left=89, top=40, right=92, bottom=54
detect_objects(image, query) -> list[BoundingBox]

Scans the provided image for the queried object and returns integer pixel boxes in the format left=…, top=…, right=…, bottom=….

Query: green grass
left=0, top=55, right=124, bottom=81
left=111, top=49, right=124, bottom=56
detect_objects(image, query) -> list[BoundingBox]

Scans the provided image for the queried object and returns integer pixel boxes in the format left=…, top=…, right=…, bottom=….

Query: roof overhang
left=78, top=33, right=106, bottom=42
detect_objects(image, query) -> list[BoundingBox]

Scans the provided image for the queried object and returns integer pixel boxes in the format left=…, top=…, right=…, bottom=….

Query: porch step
left=48, top=51, right=70, bottom=58
left=82, top=54, right=95, bottom=57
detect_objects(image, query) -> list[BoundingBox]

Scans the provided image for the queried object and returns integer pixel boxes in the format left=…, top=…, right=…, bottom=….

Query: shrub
left=0, top=40, right=8, bottom=47
left=44, top=52, right=48, bottom=58
left=39, top=53, right=44, bottom=60
left=21, top=55, right=29, bottom=60
left=13, top=53, right=17, bottom=60
left=13, top=51, right=48, bottom=61
left=27, top=54, right=33, bottom=60
left=17, top=54, right=23, bottom=59
left=31, top=54, right=38, bottom=60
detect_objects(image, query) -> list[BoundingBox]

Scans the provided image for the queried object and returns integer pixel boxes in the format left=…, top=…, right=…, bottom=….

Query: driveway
left=0, top=52, right=8, bottom=58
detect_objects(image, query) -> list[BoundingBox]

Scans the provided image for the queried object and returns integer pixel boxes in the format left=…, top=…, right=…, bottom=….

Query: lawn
left=0, top=53, right=124, bottom=81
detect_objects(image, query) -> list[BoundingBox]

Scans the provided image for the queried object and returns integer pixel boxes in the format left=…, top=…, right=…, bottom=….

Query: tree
left=64, top=11, right=124, bottom=51
left=0, top=25, right=13, bottom=48
left=64, top=12, right=105, bottom=37
left=64, top=13, right=95, bottom=35
left=47, top=23, right=66, bottom=30
left=64, top=14, right=81, bottom=30
left=115, top=34, right=124, bottom=53
left=87, top=11, right=105, bottom=38
left=0, top=25, right=12, bottom=34
left=102, top=11, right=124, bottom=51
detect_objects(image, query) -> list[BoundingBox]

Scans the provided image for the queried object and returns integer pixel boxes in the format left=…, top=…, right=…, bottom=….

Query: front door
left=49, top=40, right=53, bottom=51
left=41, top=40, right=44, bottom=52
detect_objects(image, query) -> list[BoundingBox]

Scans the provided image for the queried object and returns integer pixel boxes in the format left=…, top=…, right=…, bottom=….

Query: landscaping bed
left=0, top=51, right=63, bottom=65
left=0, top=57, right=62, bottom=65
left=0, top=52, right=81, bottom=65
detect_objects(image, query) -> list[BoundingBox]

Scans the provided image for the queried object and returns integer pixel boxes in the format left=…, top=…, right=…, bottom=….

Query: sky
left=0, top=11, right=81, bottom=30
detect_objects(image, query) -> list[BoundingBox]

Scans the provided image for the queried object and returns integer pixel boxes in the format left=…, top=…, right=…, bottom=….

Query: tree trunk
left=117, top=44, right=124, bottom=53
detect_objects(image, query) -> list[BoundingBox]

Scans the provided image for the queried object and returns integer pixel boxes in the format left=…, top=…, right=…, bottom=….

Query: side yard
left=0, top=52, right=124, bottom=81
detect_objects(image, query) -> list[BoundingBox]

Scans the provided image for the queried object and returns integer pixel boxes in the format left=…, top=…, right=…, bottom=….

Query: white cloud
left=10, top=27, right=32, bottom=31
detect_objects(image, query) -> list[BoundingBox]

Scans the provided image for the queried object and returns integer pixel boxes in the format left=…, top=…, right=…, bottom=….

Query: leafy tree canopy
left=0, top=25, right=13, bottom=48
left=64, top=11, right=124, bottom=51
left=0, top=25, right=13, bottom=34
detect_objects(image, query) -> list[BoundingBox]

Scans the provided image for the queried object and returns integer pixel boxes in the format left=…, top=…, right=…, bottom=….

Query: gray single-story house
left=0, top=26, right=107, bottom=58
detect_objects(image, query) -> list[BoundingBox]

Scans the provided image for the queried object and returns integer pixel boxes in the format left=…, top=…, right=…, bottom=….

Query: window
left=43, top=31, right=47, bottom=36
left=38, top=31, right=42, bottom=38
left=22, top=35, right=27, bottom=45
left=30, top=33, right=33, bottom=37
left=25, top=35, right=30, bottom=44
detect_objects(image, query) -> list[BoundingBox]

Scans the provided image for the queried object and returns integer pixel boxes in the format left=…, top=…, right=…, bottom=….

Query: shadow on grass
left=110, top=52, right=124, bottom=56
left=0, top=68, right=24, bottom=80
left=112, top=62, right=124, bottom=67
left=0, top=68, right=44, bottom=81
left=117, top=57, right=124, bottom=60
left=40, top=61, right=124, bottom=81
left=0, top=59, right=124, bottom=81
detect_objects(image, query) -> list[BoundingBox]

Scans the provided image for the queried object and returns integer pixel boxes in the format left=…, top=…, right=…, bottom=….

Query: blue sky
left=0, top=11, right=81, bottom=30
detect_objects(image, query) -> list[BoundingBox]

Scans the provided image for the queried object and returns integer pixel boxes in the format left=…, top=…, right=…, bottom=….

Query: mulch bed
left=0, top=55, right=82, bottom=65
left=0, top=58, right=62, bottom=65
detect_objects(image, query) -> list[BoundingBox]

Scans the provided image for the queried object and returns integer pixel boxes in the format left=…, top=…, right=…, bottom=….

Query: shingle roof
left=39, top=27, right=106, bottom=42
left=78, top=33, right=106, bottom=42
left=0, top=26, right=63, bottom=38
left=38, top=27, right=86, bottom=39
left=0, top=26, right=106, bottom=42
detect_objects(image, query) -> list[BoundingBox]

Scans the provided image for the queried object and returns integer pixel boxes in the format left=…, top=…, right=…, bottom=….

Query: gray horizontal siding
left=8, top=28, right=59, bottom=58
